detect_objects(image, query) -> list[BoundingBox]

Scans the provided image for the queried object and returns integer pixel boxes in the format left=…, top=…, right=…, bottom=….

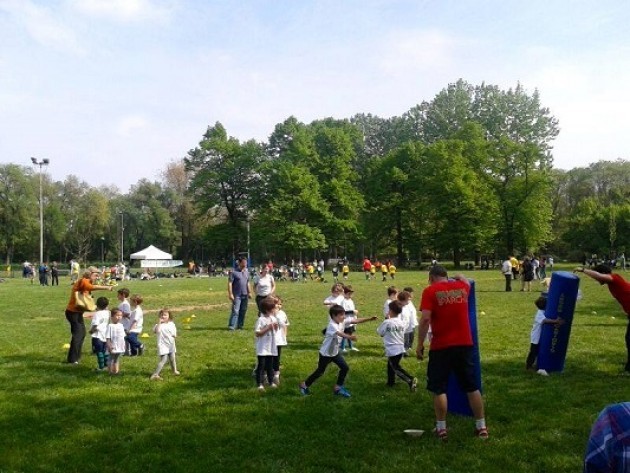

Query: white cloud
left=68, top=0, right=173, bottom=22
left=0, top=0, right=85, bottom=54
left=116, top=115, right=149, bottom=137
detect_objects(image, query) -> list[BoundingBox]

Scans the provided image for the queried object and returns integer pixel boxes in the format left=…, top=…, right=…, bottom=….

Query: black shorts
left=426, top=345, right=478, bottom=395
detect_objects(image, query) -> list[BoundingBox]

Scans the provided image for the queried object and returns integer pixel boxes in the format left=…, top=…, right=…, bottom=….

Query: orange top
left=66, top=278, right=95, bottom=312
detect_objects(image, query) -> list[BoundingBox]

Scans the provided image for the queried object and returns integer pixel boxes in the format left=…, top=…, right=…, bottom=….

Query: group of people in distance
left=501, top=254, right=552, bottom=292
left=64, top=267, right=179, bottom=380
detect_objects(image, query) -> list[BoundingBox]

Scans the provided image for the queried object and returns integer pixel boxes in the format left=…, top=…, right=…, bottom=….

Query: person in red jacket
left=362, top=257, right=372, bottom=281
left=575, top=264, right=630, bottom=373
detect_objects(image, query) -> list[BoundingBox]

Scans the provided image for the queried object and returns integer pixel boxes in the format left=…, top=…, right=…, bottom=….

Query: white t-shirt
left=403, top=303, right=418, bottom=333
left=129, top=306, right=143, bottom=333
left=530, top=309, right=547, bottom=344
left=106, top=323, right=126, bottom=354
left=383, top=298, right=395, bottom=318
left=319, top=318, right=355, bottom=357
left=154, top=321, right=177, bottom=356
left=377, top=317, right=406, bottom=357
left=90, top=309, right=110, bottom=342
left=254, top=315, right=278, bottom=356
left=255, top=274, right=275, bottom=297
left=274, top=310, right=289, bottom=346
left=341, top=298, right=357, bottom=325
left=324, top=294, right=344, bottom=306
left=119, top=300, right=132, bottom=331
left=501, top=260, right=512, bottom=275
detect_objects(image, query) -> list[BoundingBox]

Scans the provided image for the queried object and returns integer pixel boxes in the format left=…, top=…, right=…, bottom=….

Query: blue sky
left=1, top=0, right=629, bottom=191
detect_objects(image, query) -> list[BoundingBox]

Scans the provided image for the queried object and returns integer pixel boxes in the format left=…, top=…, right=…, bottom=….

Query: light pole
left=100, top=237, right=105, bottom=263
left=30, top=157, right=49, bottom=264
left=118, top=212, right=124, bottom=263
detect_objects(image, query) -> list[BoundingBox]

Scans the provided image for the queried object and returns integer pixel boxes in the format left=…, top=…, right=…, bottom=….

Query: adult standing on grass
left=64, top=267, right=114, bottom=364
left=574, top=264, right=630, bottom=374
left=416, top=265, right=488, bottom=441
left=501, top=256, right=513, bottom=292
left=254, top=264, right=275, bottom=315
left=228, top=256, right=253, bottom=330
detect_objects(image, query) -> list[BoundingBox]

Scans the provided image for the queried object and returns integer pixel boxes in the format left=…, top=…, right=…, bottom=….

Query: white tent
left=130, top=245, right=172, bottom=260
left=130, top=245, right=182, bottom=268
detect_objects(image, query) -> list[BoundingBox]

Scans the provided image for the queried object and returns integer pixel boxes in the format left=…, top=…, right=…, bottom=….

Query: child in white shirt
left=105, top=309, right=126, bottom=375
left=382, top=286, right=398, bottom=318
left=272, top=296, right=289, bottom=385
left=151, top=309, right=179, bottom=380
left=377, top=300, right=417, bottom=390
left=526, top=296, right=564, bottom=371
left=340, top=285, right=360, bottom=352
left=127, top=294, right=145, bottom=356
left=300, top=305, right=377, bottom=398
left=117, top=288, right=132, bottom=355
left=254, top=297, right=279, bottom=391
left=323, top=283, right=344, bottom=309
left=89, top=296, right=110, bottom=371
left=400, top=288, right=419, bottom=352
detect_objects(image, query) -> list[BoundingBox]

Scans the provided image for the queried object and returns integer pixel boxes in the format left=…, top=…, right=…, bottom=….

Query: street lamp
left=30, top=157, right=50, bottom=264
left=100, top=237, right=105, bottom=263
left=118, top=212, right=124, bottom=263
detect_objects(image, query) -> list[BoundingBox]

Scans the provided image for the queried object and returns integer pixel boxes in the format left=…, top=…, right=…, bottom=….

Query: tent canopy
left=129, top=245, right=172, bottom=260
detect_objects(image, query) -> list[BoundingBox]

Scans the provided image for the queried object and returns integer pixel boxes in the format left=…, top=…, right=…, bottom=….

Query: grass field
left=0, top=266, right=628, bottom=473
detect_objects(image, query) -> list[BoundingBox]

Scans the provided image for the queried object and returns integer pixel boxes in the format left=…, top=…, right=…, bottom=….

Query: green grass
left=0, top=267, right=628, bottom=472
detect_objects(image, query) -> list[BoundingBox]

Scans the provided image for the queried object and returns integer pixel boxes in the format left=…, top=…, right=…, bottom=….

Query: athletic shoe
left=273, top=374, right=280, bottom=385
left=536, top=369, right=549, bottom=376
left=270, top=383, right=278, bottom=389
left=342, top=349, right=348, bottom=353
left=334, top=386, right=351, bottom=398
left=433, top=427, right=448, bottom=442
left=475, top=427, right=489, bottom=439
left=138, top=344, right=145, bottom=356
left=257, top=385, right=265, bottom=391
left=350, top=347, right=360, bottom=352
left=410, top=377, right=418, bottom=392
left=299, top=384, right=310, bottom=396
left=173, top=370, right=180, bottom=376
left=150, top=374, right=162, bottom=381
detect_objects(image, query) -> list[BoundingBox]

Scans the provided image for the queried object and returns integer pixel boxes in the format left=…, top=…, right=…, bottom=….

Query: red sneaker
left=475, top=427, right=489, bottom=439
left=433, top=427, right=448, bottom=441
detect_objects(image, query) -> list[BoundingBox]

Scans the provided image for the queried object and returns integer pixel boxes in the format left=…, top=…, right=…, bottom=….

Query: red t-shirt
left=608, top=274, right=630, bottom=315
left=420, top=279, right=473, bottom=350
left=362, top=259, right=372, bottom=271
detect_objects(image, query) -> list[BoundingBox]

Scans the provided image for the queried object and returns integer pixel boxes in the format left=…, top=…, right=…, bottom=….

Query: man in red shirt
left=362, top=257, right=372, bottom=281
left=416, top=265, right=487, bottom=441
left=575, top=264, right=630, bottom=373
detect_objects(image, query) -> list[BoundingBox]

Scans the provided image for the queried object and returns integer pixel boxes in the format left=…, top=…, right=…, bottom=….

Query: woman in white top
left=254, top=265, right=276, bottom=315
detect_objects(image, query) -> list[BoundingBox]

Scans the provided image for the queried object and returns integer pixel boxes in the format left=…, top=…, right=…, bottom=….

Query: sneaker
left=475, top=427, right=489, bottom=439
left=258, top=385, right=265, bottom=392
left=150, top=374, right=163, bottom=381
left=410, top=377, right=418, bottom=392
left=342, top=349, right=348, bottom=353
left=138, top=344, right=145, bottom=356
left=536, top=369, right=549, bottom=376
left=273, top=375, right=280, bottom=385
left=270, top=383, right=278, bottom=389
left=173, top=370, right=181, bottom=376
left=350, top=347, right=360, bottom=352
left=433, top=427, right=448, bottom=441
left=299, top=383, right=310, bottom=396
left=334, top=386, right=352, bottom=398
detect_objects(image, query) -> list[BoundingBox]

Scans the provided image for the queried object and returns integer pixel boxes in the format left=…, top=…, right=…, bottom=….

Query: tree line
left=1, top=79, right=628, bottom=267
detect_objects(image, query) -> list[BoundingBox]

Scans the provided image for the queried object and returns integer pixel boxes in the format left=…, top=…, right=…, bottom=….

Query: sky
left=1, top=0, right=629, bottom=192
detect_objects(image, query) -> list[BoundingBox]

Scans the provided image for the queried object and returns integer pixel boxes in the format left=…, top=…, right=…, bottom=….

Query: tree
left=0, top=164, right=37, bottom=263
left=185, top=122, right=264, bottom=254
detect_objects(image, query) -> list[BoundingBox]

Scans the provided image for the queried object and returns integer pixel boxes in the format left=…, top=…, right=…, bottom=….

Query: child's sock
left=97, top=352, right=105, bottom=369
left=475, top=418, right=486, bottom=430
left=436, top=420, right=447, bottom=431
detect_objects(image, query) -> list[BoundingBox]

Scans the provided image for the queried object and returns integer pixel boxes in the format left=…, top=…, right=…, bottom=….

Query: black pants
left=272, top=346, right=283, bottom=372
left=256, top=355, right=275, bottom=385
left=404, top=332, right=414, bottom=350
left=526, top=343, right=540, bottom=370
left=505, top=274, right=512, bottom=292
left=305, top=353, right=349, bottom=387
left=51, top=273, right=59, bottom=285
left=387, top=353, right=414, bottom=386
left=65, top=310, right=86, bottom=363
left=625, top=319, right=630, bottom=372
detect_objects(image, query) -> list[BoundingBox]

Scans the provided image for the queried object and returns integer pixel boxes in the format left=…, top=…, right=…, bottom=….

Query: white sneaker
left=273, top=375, right=280, bottom=385
left=258, top=385, right=265, bottom=391
left=342, top=349, right=348, bottom=353
left=536, top=369, right=549, bottom=376
left=350, top=347, right=360, bottom=352
left=270, top=383, right=278, bottom=389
